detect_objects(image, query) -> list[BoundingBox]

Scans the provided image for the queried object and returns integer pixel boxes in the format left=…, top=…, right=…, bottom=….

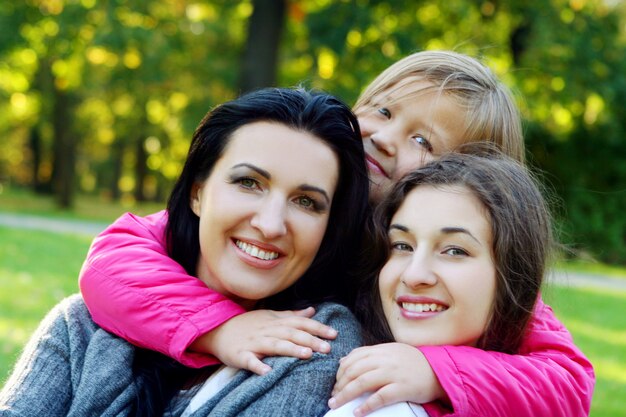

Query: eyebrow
left=441, top=227, right=481, bottom=245
left=232, top=162, right=331, bottom=204
left=389, top=224, right=409, bottom=232
left=232, top=163, right=271, bottom=180
left=389, top=224, right=482, bottom=245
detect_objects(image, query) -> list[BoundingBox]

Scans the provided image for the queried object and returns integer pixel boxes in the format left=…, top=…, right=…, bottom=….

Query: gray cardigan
left=0, top=295, right=362, bottom=417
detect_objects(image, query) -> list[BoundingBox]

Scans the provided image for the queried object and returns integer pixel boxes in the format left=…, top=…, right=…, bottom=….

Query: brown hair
left=358, top=146, right=552, bottom=353
left=354, top=50, right=525, bottom=163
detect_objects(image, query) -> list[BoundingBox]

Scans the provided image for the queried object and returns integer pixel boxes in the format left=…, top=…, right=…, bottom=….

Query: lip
left=396, top=295, right=448, bottom=319
left=231, top=238, right=285, bottom=270
left=365, top=153, right=390, bottom=178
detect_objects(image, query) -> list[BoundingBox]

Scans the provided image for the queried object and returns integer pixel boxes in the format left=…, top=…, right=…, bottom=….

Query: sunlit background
left=1, top=1, right=625, bottom=415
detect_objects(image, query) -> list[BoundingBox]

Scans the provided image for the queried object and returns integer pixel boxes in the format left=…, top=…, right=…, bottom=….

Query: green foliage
left=1, top=0, right=625, bottom=263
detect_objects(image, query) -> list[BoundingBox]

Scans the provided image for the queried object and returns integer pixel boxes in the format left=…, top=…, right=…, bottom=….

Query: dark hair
left=357, top=146, right=552, bottom=354
left=134, top=87, right=369, bottom=416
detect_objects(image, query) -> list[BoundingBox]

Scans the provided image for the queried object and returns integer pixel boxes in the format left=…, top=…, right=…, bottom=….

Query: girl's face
left=191, top=121, right=339, bottom=309
left=378, top=185, right=496, bottom=347
left=357, top=77, right=468, bottom=203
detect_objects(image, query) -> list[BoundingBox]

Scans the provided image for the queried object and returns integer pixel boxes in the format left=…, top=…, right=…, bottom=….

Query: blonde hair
left=354, top=50, right=525, bottom=163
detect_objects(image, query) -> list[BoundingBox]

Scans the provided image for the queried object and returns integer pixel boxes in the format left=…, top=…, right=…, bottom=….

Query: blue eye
left=391, top=242, right=413, bottom=252
left=412, top=135, right=433, bottom=152
left=378, top=107, right=391, bottom=119
left=444, top=247, right=468, bottom=256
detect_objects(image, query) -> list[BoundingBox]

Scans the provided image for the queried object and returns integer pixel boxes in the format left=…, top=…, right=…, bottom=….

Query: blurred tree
left=1, top=0, right=625, bottom=264
left=239, top=0, right=286, bottom=92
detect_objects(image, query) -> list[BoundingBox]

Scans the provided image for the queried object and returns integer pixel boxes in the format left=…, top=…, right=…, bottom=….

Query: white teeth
left=235, top=240, right=279, bottom=261
left=401, top=302, right=447, bottom=312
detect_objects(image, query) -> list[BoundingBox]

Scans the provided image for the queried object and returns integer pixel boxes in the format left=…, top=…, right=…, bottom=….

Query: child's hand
left=328, top=343, right=445, bottom=416
left=190, top=307, right=337, bottom=375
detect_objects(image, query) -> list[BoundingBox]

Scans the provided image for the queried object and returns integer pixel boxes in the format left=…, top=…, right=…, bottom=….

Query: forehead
left=217, top=121, right=339, bottom=183
left=377, top=76, right=436, bottom=102
left=392, top=185, right=491, bottom=237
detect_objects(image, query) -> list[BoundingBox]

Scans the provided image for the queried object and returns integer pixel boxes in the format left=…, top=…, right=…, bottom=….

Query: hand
left=190, top=307, right=338, bottom=375
left=328, top=343, right=445, bottom=416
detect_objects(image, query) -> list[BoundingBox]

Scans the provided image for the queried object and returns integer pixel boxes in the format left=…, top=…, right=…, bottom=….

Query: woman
left=326, top=149, right=554, bottom=416
left=0, top=87, right=370, bottom=417
left=78, top=51, right=592, bottom=415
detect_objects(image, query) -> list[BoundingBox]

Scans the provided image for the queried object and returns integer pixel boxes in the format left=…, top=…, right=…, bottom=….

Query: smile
left=365, top=153, right=390, bottom=178
left=235, top=240, right=280, bottom=261
left=401, top=302, right=448, bottom=313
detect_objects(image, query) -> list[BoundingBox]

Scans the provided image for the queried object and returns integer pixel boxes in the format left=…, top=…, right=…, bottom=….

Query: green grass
left=0, top=226, right=92, bottom=381
left=543, top=283, right=626, bottom=417
left=556, top=259, right=626, bottom=280
left=0, top=185, right=165, bottom=223
left=1, top=210, right=625, bottom=416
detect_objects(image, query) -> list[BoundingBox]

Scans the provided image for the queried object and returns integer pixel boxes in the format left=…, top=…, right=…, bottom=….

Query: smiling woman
left=328, top=149, right=554, bottom=416
left=190, top=121, right=340, bottom=309
left=0, top=87, right=370, bottom=417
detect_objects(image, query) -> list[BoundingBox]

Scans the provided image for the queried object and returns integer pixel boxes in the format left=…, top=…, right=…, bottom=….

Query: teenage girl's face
left=378, top=185, right=496, bottom=347
left=191, top=121, right=339, bottom=309
left=356, top=77, right=468, bottom=203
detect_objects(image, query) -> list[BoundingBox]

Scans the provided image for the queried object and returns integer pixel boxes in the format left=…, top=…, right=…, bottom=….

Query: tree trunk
left=110, top=141, right=124, bottom=201
left=51, top=88, right=76, bottom=209
left=238, top=0, right=286, bottom=92
left=29, top=127, right=46, bottom=193
left=133, top=136, right=147, bottom=202
left=32, top=59, right=54, bottom=194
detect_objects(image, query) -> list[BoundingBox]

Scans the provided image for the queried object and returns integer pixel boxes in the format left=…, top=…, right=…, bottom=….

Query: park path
left=1, top=212, right=626, bottom=292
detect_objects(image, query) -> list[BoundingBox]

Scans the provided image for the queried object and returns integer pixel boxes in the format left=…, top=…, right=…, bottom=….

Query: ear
left=190, top=182, right=202, bottom=216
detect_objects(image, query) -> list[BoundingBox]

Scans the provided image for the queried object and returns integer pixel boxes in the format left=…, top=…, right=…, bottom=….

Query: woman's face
left=378, top=184, right=496, bottom=347
left=191, top=121, right=339, bottom=309
left=357, top=77, right=468, bottom=203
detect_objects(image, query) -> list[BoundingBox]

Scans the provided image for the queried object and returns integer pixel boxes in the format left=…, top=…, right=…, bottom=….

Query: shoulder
left=312, top=302, right=359, bottom=330
left=39, top=294, right=95, bottom=333
left=96, top=210, right=168, bottom=244
left=313, top=303, right=362, bottom=356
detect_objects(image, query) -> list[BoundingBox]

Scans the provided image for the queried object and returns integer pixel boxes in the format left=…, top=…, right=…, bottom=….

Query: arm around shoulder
left=78, top=211, right=246, bottom=367
left=420, top=297, right=594, bottom=417
left=206, top=303, right=363, bottom=417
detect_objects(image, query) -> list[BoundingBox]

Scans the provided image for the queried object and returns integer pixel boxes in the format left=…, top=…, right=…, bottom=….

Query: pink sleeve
left=420, top=297, right=594, bottom=417
left=78, top=210, right=247, bottom=368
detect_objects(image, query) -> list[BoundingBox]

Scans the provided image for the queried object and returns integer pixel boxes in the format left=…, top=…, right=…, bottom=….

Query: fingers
left=353, top=386, right=400, bottom=417
left=254, top=327, right=328, bottom=356
left=329, top=368, right=379, bottom=410
left=242, top=352, right=272, bottom=376
left=281, top=313, right=338, bottom=341
left=290, top=306, right=316, bottom=318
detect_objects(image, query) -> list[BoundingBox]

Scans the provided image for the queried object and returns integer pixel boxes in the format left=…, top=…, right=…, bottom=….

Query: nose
left=370, top=129, right=397, bottom=157
left=250, top=195, right=287, bottom=239
left=400, top=252, right=438, bottom=289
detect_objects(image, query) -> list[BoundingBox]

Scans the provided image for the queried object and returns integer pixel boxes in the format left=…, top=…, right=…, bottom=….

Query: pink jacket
left=79, top=211, right=594, bottom=416
left=79, top=211, right=245, bottom=367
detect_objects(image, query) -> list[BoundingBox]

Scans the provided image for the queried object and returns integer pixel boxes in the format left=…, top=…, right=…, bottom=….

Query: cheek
left=463, top=267, right=497, bottom=326
left=377, top=260, right=399, bottom=304
left=395, top=153, right=434, bottom=178
left=294, top=213, right=331, bottom=261
left=357, top=115, right=376, bottom=139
